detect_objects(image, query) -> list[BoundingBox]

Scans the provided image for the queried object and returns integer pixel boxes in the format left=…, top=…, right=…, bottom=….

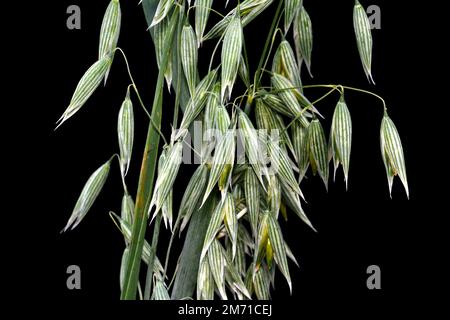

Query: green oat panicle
left=57, top=55, right=112, bottom=128
left=329, top=94, right=352, bottom=188
left=99, top=0, right=121, bottom=84
left=354, top=0, right=375, bottom=84
left=380, top=111, right=409, bottom=198
left=117, top=88, right=134, bottom=177
left=221, top=8, right=243, bottom=101
left=63, top=159, right=111, bottom=232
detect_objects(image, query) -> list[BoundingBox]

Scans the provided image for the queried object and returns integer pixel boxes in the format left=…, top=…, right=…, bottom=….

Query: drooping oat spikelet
left=221, top=10, right=243, bottom=101
left=202, top=128, right=236, bottom=204
left=267, top=212, right=292, bottom=293
left=208, top=239, right=227, bottom=299
left=181, top=22, right=199, bottom=96
left=267, top=137, right=302, bottom=196
left=149, top=142, right=183, bottom=218
left=271, top=73, right=310, bottom=127
left=291, top=121, right=309, bottom=181
left=294, top=5, right=313, bottom=77
left=204, top=0, right=274, bottom=41
left=307, top=119, right=329, bottom=190
left=380, top=111, right=409, bottom=198
left=120, top=194, right=135, bottom=228
left=117, top=88, right=134, bottom=177
left=197, top=257, right=215, bottom=300
left=329, top=95, right=352, bottom=188
left=150, top=0, right=175, bottom=28
left=195, top=0, right=214, bottom=47
left=278, top=40, right=303, bottom=91
left=244, top=167, right=261, bottom=237
left=253, top=264, right=270, bottom=300
left=153, top=16, right=173, bottom=91
left=353, top=0, right=375, bottom=84
left=63, top=159, right=111, bottom=232
left=179, top=164, right=209, bottom=233
left=152, top=280, right=170, bottom=300
left=280, top=182, right=316, bottom=231
left=284, top=0, right=302, bottom=32
left=98, top=0, right=121, bottom=84
left=176, top=69, right=218, bottom=140
left=201, top=195, right=231, bottom=261
left=238, top=109, right=267, bottom=186
left=57, top=56, right=112, bottom=128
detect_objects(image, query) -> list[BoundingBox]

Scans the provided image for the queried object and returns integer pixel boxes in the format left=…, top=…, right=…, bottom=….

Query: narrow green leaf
left=121, top=7, right=180, bottom=300
left=171, top=194, right=217, bottom=299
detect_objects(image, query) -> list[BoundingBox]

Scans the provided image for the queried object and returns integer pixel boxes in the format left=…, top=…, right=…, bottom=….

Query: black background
left=15, top=0, right=444, bottom=309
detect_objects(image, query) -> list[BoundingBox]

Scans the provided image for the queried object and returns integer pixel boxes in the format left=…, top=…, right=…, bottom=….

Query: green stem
left=279, top=86, right=340, bottom=136
left=115, top=47, right=168, bottom=145
left=120, top=7, right=179, bottom=300
left=244, top=0, right=284, bottom=115
left=252, top=0, right=284, bottom=94
left=303, top=84, right=387, bottom=111
left=143, top=214, right=162, bottom=299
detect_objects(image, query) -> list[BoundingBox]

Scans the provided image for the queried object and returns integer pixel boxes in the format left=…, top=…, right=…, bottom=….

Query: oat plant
left=58, top=0, right=409, bottom=300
